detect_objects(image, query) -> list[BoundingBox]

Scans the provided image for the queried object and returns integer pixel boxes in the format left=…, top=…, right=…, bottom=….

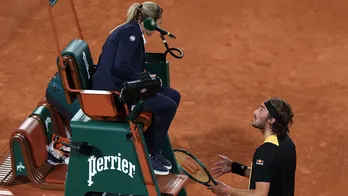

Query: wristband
left=231, top=162, right=247, bottom=176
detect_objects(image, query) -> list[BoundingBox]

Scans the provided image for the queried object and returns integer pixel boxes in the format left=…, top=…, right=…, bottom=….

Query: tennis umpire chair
left=43, top=0, right=189, bottom=194
left=58, top=38, right=188, bottom=196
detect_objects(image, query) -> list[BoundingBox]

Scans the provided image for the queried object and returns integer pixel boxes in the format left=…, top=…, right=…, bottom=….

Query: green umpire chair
left=57, top=39, right=189, bottom=196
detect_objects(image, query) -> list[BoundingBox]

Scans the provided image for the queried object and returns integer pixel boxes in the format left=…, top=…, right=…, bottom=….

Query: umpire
left=92, top=2, right=180, bottom=176
left=209, top=98, right=296, bottom=196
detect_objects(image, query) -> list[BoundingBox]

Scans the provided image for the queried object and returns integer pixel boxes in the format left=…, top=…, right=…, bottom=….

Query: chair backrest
left=16, top=117, right=48, bottom=168
left=30, top=105, right=55, bottom=144
left=57, top=39, right=133, bottom=121
left=56, top=39, right=95, bottom=104
left=61, top=39, right=95, bottom=90
left=57, top=39, right=125, bottom=120
left=30, top=103, right=68, bottom=144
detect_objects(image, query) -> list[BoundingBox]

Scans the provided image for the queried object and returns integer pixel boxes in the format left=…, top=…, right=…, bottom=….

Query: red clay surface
left=1, top=0, right=348, bottom=195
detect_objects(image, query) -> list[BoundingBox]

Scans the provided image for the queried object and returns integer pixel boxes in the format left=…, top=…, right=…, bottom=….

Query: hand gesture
left=211, top=154, right=233, bottom=178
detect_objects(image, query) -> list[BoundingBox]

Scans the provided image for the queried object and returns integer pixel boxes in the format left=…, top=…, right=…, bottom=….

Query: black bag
left=45, top=72, right=81, bottom=121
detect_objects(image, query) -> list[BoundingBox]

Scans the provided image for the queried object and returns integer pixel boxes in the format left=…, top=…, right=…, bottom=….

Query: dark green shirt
left=249, top=134, right=296, bottom=196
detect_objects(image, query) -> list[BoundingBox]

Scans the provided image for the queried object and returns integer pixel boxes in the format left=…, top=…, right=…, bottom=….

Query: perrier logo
left=87, top=153, right=136, bottom=187
left=16, top=162, right=25, bottom=172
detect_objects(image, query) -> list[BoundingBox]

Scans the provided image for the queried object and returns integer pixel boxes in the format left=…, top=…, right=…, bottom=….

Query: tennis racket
left=173, top=148, right=217, bottom=187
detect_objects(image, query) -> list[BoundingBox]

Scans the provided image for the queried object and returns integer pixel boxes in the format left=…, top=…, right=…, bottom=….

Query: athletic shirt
left=249, top=134, right=297, bottom=196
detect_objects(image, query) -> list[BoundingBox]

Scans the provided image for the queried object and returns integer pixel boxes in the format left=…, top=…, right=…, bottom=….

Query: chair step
left=156, top=174, right=189, bottom=196
left=0, top=154, right=13, bottom=185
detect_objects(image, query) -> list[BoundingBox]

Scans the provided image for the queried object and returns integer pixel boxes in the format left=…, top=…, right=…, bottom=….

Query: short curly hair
left=267, top=98, right=294, bottom=136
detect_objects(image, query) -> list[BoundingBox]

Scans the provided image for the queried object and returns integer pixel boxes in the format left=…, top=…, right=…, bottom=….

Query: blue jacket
left=92, top=20, right=145, bottom=91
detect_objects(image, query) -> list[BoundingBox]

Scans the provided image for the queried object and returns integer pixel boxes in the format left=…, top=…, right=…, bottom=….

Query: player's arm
left=243, top=166, right=251, bottom=178
left=227, top=144, right=276, bottom=195
left=226, top=182, right=270, bottom=196
left=210, top=180, right=270, bottom=196
left=212, top=144, right=275, bottom=196
left=231, top=162, right=251, bottom=178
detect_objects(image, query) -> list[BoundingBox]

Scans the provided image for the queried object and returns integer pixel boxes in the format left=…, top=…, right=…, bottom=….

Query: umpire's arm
left=113, top=26, right=142, bottom=81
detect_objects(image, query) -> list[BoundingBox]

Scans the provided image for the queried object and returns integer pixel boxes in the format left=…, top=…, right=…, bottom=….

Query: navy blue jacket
left=92, top=20, right=145, bottom=91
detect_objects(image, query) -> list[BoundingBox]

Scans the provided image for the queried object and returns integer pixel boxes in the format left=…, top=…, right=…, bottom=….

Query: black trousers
left=142, top=86, right=181, bottom=154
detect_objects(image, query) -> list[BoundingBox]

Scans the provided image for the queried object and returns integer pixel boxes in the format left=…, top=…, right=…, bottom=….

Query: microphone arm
left=156, top=27, right=176, bottom=39
left=160, top=34, right=184, bottom=59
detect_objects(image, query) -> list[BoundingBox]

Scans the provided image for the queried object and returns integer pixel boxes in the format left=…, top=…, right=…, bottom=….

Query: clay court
left=1, top=0, right=348, bottom=195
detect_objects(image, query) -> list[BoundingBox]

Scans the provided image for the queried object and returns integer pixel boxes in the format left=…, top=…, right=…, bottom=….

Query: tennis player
left=209, top=98, right=296, bottom=196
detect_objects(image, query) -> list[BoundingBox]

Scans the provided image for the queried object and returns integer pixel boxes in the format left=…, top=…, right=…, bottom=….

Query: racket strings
left=175, top=152, right=210, bottom=182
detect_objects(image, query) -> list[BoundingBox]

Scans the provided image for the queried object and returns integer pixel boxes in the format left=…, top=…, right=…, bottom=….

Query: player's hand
left=207, top=180, right=231, bottom=196
left=211, top=154, right=232, bottom=178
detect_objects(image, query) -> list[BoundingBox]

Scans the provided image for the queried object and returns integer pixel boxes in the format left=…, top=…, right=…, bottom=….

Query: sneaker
left=150, top=155, right=169, bottom=175
left=155, top=152, right=172, bottom=170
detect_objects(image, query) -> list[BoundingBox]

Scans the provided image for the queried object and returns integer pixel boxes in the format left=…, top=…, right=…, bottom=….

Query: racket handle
left=211, top=178, right=218, bottom=185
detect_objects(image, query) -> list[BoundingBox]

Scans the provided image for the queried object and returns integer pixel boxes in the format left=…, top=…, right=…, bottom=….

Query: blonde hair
left=110, top=1, right=163, bottom=34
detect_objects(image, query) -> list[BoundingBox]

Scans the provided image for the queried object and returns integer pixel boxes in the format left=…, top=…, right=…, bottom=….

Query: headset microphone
left=143, top=18, right=176, bottom=39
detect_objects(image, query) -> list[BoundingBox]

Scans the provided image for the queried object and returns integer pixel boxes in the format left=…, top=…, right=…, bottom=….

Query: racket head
left=173, top=148, right=217, bottom=186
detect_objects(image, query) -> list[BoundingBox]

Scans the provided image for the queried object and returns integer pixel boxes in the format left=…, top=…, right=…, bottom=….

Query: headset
left=136, top=3, right=162, bottom=22
left=136, top=3, right=184, bottom=59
